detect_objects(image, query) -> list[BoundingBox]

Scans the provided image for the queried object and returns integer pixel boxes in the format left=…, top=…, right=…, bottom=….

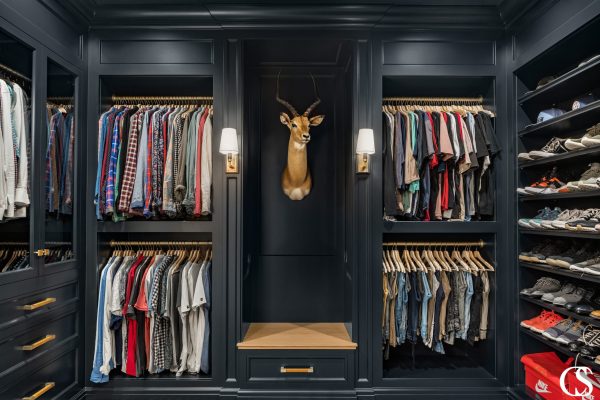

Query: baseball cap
left=536, top=76, right=556, bottom=89
left=572, top=94, right=597, bottom=110
left=537, top=108, right=566, bottom=123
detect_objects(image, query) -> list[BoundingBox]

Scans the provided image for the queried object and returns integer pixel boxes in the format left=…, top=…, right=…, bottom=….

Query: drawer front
left=0, top=283, right=77, bottom=328
left=245, top=353, right=353, bottom=388
left=1, top=346, right=76, bottom=400
left=0, top=310, right=76, bottom=376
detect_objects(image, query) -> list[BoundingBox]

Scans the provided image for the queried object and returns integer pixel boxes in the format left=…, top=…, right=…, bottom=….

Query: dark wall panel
left=259, top=74, right=338, bottom=256
left=100, top=40, right=213, bottom=64
left=383, top=40, right=495, bottom=65
left=253, top=256, right=344, bottom=322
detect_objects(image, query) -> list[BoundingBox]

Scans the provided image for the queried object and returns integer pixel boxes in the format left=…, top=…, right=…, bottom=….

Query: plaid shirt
left=150, top=255, right=174, bottom=371
left=105, top=110, right=125, bottom=214
left=117, top=109, right=142, bottom=213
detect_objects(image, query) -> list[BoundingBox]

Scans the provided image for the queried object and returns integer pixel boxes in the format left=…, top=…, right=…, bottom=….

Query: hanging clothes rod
left=383, top=240, right=485, bottom=247
left=47, top=96, right=74, bottom=102
left=111, top=95, right=213, bottom=102
left=109, top=240, right=212, bottom=247
left=382, top=96, right=483, bottom=104
left=0, top=63, right=31, bottom=82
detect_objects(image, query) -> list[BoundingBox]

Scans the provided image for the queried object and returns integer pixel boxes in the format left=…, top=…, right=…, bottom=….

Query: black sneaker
left=519, top=240, right=552, bottom=262
left=548, top=242, right=594, bottom=268
left=530, top=240, right=570, bottom=264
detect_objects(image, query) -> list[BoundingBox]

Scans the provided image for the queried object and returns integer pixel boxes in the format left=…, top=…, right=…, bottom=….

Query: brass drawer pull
left=22, top=382, right=55, bottom=400
left=19, top=334, right=56, bottom=351
left=280, top=366, right=314, bottom=374
left=18, top=297, right=56, bottom=311
left=34, top=249, right=50, bottom=257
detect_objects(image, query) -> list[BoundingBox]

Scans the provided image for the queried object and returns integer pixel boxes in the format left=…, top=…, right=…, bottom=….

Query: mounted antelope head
left=277, top=72, right=325, bottom=201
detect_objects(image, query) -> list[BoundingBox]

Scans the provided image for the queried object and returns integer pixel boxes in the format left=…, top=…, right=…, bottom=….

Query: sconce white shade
left=219, top=128, right=239, bottom=154
left=356, top=128, right=375, bottom=154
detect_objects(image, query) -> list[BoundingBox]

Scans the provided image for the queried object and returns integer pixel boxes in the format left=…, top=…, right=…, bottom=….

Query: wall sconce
left=219, top=128, right=239, bottom=174
left=356, top=128, right=375, bottom=174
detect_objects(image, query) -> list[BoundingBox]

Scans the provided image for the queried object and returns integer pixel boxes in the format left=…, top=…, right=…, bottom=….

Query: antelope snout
left=302, top=134, right=311, bottom=141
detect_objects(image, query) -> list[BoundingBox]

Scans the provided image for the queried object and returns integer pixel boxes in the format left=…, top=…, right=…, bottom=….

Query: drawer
left=0, top=283, right=77, bottom=328
left=0, top=345, right=76, bottom=400
left=242, top=351, right=354, bottom=388
left=0, top=309, right=76, bottom=376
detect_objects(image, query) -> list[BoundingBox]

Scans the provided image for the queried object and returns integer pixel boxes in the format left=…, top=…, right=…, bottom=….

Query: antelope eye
left=291, top=123, right=297, bottom=128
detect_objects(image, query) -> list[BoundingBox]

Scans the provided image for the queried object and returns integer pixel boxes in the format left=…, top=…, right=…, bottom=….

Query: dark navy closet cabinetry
left=0, top=1, right=599, bottom=399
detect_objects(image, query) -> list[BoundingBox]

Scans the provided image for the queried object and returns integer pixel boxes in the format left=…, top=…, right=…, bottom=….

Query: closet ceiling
left=58, top=0, right=541, bottom=30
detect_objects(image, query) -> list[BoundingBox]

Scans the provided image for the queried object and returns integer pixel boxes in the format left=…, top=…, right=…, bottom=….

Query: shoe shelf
left=518, top=190, right=600, bottom=201
left=521, top=261, right=600, bottom=285
left=519, top=228, right=600, bottom=239
left=520, top=327, right=600, bottom=371
left=520, top=295, right=600, bottom=328
left=518, top=100, right=600, bottom=138
left=518, top=57, right=600, bottom=111
left=519, top=144, right=600, bottom=168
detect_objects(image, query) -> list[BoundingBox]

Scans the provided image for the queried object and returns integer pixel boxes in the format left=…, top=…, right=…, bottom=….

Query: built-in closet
left=1, top=1, right=600, bottom=399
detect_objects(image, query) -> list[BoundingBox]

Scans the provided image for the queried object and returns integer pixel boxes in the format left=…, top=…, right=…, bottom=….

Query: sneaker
left=524, top=176, right=566, bottom=194
left=519, top=207, right=552, bottom=229
left=542, top=318, right=574, bottom=341
left=528, top=137, right=569, bottom=159
left=530, top=240, right=570, bottom=264
left=520, top=310, right=556, bottom=329
left=547, top=242, right=593, bottom=268
left=556, top=321, right=586, bottom=344
left=542, top=283, right=577, bottom=302
left=541, top=209, right=575, bottom=229
left=566, top=163, right=600, bottom=191
left=581, top=123, right=600, bottom=147
left=532, top=312, right=565, bottom=334
left=553, top=287, right=594, bottom=306
left=518, top=152, right=534, bottom=161
left=565, top=208, right=600, bottom=231
left=519, top=241, right=552, bottom=262
left=520, top=277, right=561, bottom=297
left=583, top=264, right=600, bottom=276
left=517, top=167, right=557, bottom=195
left=570, top=253, right=600, bottom=271
left=552, top=209, right=583, bottom=229
left=579, top=327, right=600, bottom=347
left=530, top=207, right=562, bottom=229
left=578, top=162, right=600, bottom=190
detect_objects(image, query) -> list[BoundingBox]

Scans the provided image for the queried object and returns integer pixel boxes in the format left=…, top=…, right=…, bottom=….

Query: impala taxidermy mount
left=276, top=72, right=325, bottom=201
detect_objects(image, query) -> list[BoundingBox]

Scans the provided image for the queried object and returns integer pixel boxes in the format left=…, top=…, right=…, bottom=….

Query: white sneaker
left=541, top=209, right=575, bottom=229
left=565, top=137, right=586, bottom=150
left=551, top=209, right=583, bottom=229
left=566, top=163, right=600, bottom=191
left=581, top=123, right=600, bottom=147
left=518, top=152, right=534, bottom=161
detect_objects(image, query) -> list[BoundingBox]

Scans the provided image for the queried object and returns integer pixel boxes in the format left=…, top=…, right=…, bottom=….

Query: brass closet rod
left=47, top=97, right=74, bottom=102
left=382, top=96, right=483, bottom=103
left=109, top=240, right=212, bottom=247
left=0, top=63, right=31, bottom=82
left=383, top=240, right=485, bottom=247
left=111, top=95, right=213, bottom=102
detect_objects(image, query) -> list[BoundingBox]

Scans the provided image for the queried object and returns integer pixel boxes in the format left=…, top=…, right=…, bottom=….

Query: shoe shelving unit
left=520, top=327, right=600, bottom=370
left=515, top=16, right=600, bottom=389
left=521, top=261, right=600, bottom=285
left=519, top=144, right=600, bottom=168
left=520, top=296, right=600, bottom=328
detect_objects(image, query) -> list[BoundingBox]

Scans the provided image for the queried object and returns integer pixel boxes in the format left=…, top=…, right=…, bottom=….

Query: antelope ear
left=309, top=115, right=324, bottom=126
left=280, top=112, right=291, bottom=127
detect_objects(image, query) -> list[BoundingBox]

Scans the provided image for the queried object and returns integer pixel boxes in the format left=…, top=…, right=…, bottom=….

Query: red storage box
left=521, top=352, right=573, bottom=400
left=566, top=367, right=600, bottom=400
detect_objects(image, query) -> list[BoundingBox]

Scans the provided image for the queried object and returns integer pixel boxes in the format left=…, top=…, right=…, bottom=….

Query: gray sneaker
left=552, top=209, right=584, bottom=229
left=543, top=318, right=574, bottom=341
left=553, top=287, right=593, bottom=306
left=521, top=277, right=561, bottom=297
left=541, top=283, right=577, bottom=302
left=556, top=321, right=586, bottom=345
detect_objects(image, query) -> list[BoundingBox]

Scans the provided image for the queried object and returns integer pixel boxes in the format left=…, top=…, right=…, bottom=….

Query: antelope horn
left=303, top=73, right=321, bottom=116
left=275, top=71, right=299, bottom=117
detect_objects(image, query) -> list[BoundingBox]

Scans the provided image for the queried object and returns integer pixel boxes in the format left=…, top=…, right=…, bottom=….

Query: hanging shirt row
left=46, top=105, right=75, bottom=216
left=382, top=244, right=494, bottom=359
left=91, top=245, right=212, bottom=383
left=382, top=106, right=500, bottom=221
left=0, top=78, right=29, bottom=221
left=95, top=104, right=213, bottom=221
